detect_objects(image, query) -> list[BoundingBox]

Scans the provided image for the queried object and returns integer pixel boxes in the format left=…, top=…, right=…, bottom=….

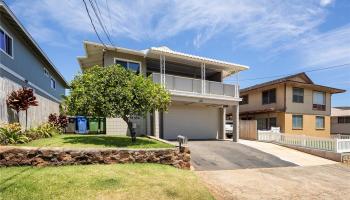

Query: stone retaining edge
left=0, top=145, right=191, bottom=169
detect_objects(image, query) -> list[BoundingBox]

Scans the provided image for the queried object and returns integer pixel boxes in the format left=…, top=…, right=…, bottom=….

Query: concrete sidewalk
left=239, top=139, right=336, bottom=166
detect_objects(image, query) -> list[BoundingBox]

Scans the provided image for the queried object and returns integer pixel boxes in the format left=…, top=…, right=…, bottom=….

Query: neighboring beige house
left=239, top=73, right=345, bottom=137
left=77, top=41, right=249, bottom=141
left=331, top=107, right=350, bottom=135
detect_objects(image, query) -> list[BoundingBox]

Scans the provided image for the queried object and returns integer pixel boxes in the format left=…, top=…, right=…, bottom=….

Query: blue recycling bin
left=76, top=116, right=88, bottom=134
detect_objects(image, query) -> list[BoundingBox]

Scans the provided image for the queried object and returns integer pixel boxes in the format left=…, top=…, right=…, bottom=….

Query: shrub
left=0, top=123, right=29, bottom=144
left=48, top=113, right=68, bottom=132
left=28, top=123, right=60, bottom=139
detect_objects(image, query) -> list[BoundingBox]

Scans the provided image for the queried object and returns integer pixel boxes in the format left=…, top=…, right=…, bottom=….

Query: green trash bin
left=88, top=117, right=99, bottom=133
left=99, top=118, right=106, bottom=134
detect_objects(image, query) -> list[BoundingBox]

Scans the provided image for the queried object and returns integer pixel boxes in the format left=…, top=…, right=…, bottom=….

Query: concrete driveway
left=189, top=140, right=347, bottom=199
left=188, top=141, right=297, bottom=171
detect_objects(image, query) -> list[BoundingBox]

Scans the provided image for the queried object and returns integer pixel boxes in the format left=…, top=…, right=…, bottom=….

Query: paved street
left=197, top=164, right=350, bottom=200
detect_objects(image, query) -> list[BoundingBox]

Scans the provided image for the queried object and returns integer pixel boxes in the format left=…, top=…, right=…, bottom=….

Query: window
left=292, top=115, right=303, bottom=129
left=313, top=91, right=326, bottom=111
left=44, top=68, right=49, bottom=77
left=293, top=88, right=304, bottom=103
left=115, top=59, right=140, bottom=73
left=262, top=89, right=276, bottom=104
left=338, top=117, right=350, bottom=124
left=316, top=116, right=325, bottom=129
left=257, top=118, right=277, bottom=130
left=0, top=27, right=13, bottom=57
left=269, top=118, right=277, bottom=128
left=50, top=78, right=56, bottom=89
left=240, top=95, right=249, bottom=105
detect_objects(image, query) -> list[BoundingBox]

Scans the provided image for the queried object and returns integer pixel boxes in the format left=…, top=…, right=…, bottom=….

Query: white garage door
left=163, top=104, right=219, bottom=140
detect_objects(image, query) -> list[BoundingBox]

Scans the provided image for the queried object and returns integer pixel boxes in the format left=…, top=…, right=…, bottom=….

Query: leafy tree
left=6, top=87, right=38, bottom=130
left=66, top=65, right=171, bottom=142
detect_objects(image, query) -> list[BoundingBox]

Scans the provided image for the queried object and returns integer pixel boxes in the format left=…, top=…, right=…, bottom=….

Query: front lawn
left=17, top=134, right=173, bottom=149
left=0, top=164, right=213, bottom=200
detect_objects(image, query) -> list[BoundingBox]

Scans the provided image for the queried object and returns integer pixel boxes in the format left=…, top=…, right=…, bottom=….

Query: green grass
left=17, top=134, right=173, bottom=149
left=0, top=164, right=213, bottom=200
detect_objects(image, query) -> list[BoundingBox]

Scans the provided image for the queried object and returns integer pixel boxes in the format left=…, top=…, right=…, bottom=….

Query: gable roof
left=0, top=1, right=69, bottom=88
left=241, top=72, right=345, bottom=94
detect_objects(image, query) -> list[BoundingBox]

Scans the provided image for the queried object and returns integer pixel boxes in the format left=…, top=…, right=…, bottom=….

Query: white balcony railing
left=152, top=73, right=239, bottom=98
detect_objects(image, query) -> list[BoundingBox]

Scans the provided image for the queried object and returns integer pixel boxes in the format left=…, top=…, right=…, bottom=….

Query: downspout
left=283, top=83, right=287, bottom=132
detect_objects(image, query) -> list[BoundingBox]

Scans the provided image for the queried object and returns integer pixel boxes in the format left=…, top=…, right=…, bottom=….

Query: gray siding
left=0, top=18, right=65, bottom=101
left=0, top=76, right=60, bottom=129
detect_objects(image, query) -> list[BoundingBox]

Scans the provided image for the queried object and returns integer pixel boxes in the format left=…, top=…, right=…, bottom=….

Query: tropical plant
left=0, top=123, right=29, bottom=144
left=6, top=87, right=38, bottom=130
left=48, top=113, right=68, bottom=132
left=29, top=123, right=60, bottom=139
left=65, top=65, right=171, bottom=142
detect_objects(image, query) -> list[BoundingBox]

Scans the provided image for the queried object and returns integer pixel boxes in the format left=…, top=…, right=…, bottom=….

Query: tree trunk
left=25, top=109, right=28, bottom=130
left=122, top=116, right=136, bottom=142
left=16, top=111, right=20, bottom=124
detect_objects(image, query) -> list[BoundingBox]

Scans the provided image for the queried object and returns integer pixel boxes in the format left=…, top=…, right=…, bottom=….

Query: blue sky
left=5, top=0, right=350, bottom=106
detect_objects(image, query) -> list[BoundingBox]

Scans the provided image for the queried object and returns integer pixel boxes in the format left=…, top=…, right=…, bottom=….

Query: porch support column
left=160, top=55, right=166, bottom=87
left=153, top=110, right=160, bottom=138
left=218, top=106, right=226, bottom=140
left=232, top=105, right=239, bottom=142
left=201, top=63, right=206, bottom=94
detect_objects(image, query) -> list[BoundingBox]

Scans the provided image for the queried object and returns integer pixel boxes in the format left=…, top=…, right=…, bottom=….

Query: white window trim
left=0, top=25, right=14, bottom=59
left=50, top=77, right=56, bottom=90
left=44, top=67, right=49, bottom=77
left=114, top=57, right=142, bottom=74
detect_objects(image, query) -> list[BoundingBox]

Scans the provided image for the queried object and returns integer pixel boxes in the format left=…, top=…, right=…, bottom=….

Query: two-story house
left=239, top=73, right=345, bottom=137
left=78, top=41, right=249, bottom=141
left=0, top=1, right=68, bottom=128
left=331, top=107, right=350, bottom=135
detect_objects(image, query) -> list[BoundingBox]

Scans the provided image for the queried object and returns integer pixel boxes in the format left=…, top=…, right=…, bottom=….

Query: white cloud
left=9, top=0, right=328, bottom=49
left=320, top=0, right=335, bottom=7
left=297, top=25, right=350, bottom=67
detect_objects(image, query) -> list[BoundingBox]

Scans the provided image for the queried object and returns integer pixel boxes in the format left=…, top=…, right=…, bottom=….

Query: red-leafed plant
left=48, top=113, right=68, bottom=132
left=6, top=87, right=38, bottom=130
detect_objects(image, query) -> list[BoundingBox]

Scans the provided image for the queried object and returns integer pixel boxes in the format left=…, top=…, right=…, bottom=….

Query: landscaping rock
left=0, top=146, right=191, bottom=169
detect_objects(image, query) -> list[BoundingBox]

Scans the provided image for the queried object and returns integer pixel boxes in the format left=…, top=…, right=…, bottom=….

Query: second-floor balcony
left=152, top=73, right=239, bottom=99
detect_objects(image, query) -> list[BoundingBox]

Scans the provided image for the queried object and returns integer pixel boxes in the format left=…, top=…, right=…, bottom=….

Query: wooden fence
left=239, top=120, right=257, bottom=140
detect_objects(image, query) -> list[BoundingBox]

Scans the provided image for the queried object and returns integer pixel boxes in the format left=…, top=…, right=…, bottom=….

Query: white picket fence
left=258, top=131, right=350, bottom=153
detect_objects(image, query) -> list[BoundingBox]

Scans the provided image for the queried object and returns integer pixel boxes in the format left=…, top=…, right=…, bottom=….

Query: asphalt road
left=188, top=140, right=297, bottom=171
left=197, top=164, right=350, bottom=200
